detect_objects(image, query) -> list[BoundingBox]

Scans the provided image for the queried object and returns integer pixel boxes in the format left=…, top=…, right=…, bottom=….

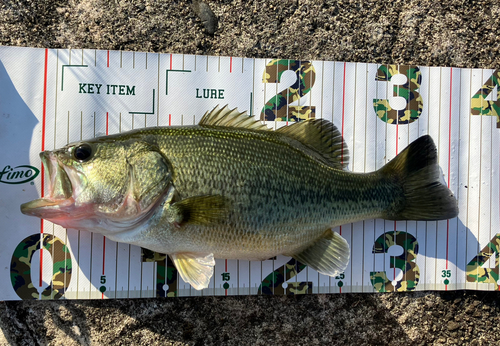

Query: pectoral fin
left=291, top=230, right=350, bottom=277
left=170, top=253, right=215, bottom=290
left=166, top=195, right=229, bottom=227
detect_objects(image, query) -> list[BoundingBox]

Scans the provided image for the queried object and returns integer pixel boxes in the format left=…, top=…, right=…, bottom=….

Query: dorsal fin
left=199, top=105, right=270, bottom=131
left=277, top=119, right=349, bottom=170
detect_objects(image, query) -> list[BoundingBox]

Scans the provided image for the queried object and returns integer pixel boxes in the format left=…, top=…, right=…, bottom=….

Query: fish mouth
left=20, top=151, right=75, bottom=219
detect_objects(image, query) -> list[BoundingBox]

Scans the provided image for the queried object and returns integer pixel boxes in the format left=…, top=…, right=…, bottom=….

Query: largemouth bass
left=21, top=105, right=458, bottom=289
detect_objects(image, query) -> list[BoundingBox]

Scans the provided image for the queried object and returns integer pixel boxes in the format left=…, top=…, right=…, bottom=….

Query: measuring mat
left=1, top=46, right=500, bottom=300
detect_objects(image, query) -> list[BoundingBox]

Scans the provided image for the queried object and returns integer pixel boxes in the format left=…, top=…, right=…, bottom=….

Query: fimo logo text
left=0, top=165, right=39, bottom=184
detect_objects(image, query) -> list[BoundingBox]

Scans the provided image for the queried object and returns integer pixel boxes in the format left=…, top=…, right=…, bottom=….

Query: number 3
left=373, top=65, right=423, bottom=124
left=370, top=231, right=420, bottom=292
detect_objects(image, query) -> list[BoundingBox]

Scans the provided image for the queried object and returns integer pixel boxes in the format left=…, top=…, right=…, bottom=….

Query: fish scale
left=126, top=125, right=390, bottom=257
left=21, top=105, right=458, bottom=290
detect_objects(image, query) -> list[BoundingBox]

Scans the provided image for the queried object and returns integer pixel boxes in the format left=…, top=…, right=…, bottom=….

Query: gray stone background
left=1, top=0, right=500, bottom=345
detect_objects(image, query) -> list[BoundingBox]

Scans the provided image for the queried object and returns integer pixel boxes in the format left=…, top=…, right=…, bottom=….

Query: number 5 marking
left=370, top=231, right=420, bottom=292
left=261, top=59, right=316, bottom=122
left=373, top=65, right=423, bottom=124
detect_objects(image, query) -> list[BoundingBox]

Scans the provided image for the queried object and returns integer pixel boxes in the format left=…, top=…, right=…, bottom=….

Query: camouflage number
left=10, top=234, right=72, bottom=300
left=466, top=233, right=500, bottom=290
left=470, top=69, right=500, bottom=128
left=258, top=258, right=312, bottom=295
left=373, top=65, right=423, bottom=124
left=141, top=248, right=178, bottom=297
left=261, top=59, right=316, bottom=122
left=370, top=231, right=420, bottom=292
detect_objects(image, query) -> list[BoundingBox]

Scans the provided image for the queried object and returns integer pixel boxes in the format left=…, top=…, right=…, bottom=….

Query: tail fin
left=381, top=135, right=458, bottom=221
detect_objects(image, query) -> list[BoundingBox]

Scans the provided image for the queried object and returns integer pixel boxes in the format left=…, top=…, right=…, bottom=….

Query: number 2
left=261, top=59, right=316, bottom=122
left=258, top=258, right=312, bottom=295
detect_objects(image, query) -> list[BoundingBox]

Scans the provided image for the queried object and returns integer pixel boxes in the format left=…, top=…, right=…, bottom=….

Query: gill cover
left=126, top=142, right=172, bottom=213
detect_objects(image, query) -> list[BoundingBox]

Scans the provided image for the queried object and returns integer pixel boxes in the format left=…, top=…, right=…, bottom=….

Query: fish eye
left=73, top=143, right=93, bottom=162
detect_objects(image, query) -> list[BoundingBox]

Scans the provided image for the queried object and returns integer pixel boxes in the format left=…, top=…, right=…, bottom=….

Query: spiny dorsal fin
left=277, top=119, right=349, bottom=170
left=199, top=105, right=270, bottom=131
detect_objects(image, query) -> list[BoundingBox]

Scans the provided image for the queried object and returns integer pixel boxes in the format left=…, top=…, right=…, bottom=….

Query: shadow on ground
left=2, top=291, right=499, bottom=346
left=0, top=293, right=411, bottom=346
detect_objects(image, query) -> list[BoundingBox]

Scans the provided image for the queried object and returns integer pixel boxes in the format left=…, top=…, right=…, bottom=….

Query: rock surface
left=1, top=1, right=500, bottom=345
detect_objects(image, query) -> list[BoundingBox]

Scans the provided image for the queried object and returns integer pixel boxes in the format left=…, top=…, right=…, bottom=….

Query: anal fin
left=291, top=230, right=350, bottom=277
left=170, top=253, right=215, bottom=290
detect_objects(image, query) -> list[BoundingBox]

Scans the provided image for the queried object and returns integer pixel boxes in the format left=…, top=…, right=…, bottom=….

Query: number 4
left=466, top=233, right=500, bottom=288
left=471, top=69, right=500, bottom=128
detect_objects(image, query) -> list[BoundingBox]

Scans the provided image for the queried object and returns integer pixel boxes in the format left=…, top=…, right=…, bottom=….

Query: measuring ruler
left=1, top=46, right=499, bottom=300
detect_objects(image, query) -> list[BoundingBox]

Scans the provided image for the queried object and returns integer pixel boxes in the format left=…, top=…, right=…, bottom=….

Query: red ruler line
left=39, top=48, right=49, bottom=287
left=445, top=69, right=453, bottom=283
left=102, top=111, right=109, bottom=299
left=286, top=61, right=289, bottom=126
left=394, top=68, right=399, bottom=284
left=106, top=112, right=109, bottom=136
left=339, top=62, right=347, bottom=293
left=394, top=66, right=404, bottom=285
left=340, top=61, right=346, bottom=239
